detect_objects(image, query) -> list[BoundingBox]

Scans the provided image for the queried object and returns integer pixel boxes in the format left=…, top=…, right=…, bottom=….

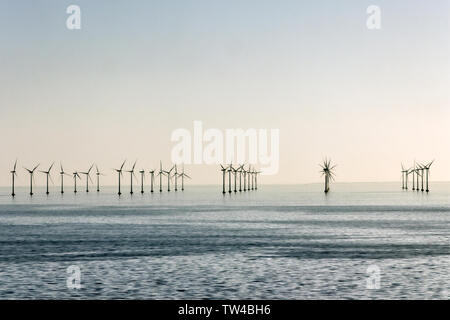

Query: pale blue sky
left=0, top=0, right=449, bottom=185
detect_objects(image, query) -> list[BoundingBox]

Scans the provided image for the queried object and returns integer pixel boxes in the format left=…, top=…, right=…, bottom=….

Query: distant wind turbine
left=415, top=165, right=421, bottom=192
left=163, top=165, right=175, bottom=192
left=238, top=165, right=244, bottom=192
left=220, top=165, right=228, bottom=194
left=95, top=165, right=105, bottom=192
left=39, top=163, right=54, bottom=195
left=72, top=171, right=81, bottom=193
left=173, top=165, right=178, bottom=191
left=230, top=165, right=238, bottom=193
left=401, top=164, right=410, bottom=190
left=114, top=160, right=126, bottom=195
left=227, top=163, right=233, bottom=194
left=247, top=165, right=251, bottom=191
left=80, top=164, right=94, bottom=193
left=178, top=164, right=190, bottom=191
left=10, top=160, right=18, bottom=197
left=126, top=160, right=137, bottom=195
left=139, top=169, right=145, bottom=194
left=242, top=166, right=247, bottom=192
left=24, top=164, right=40, bottom=196
left=419, top=164, right=425, bottom=192
left=423, top=160, right=434, bottom=193
left=59, top=163, right=71, bottom=194
left=157, top=161, right=164, bottom=192
left=149, top=169, right=155, bottom=193
left=320, top=158, right=336, bottom=194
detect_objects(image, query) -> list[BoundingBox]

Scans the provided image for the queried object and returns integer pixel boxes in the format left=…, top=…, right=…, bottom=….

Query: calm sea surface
left=0, top=183, right=449, bottom=299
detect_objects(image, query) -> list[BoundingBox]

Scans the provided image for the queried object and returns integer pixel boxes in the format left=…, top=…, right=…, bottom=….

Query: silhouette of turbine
left=39, top=162, right=54, bottom=195
left=10, top=160, right=18, bottom=197
left=320, top=158, right=336, bottom=194
left=95, top=165, right=105, bottom=192
left=59, top=163, right=71, bottom=194
left=114, top=160, right=126, bottom=195
left=126, top=160, right=137, bottom=195
left=80, top=164, right=94, bottom=193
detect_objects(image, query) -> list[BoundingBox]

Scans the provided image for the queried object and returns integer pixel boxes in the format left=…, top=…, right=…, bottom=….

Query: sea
left=0, top=183, right=449, bottom=299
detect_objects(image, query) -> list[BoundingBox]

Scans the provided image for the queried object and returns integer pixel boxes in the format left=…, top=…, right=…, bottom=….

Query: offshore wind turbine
left=40, top=163, right=54, bottom=195
left=320, top=158, right=336, bottom=194
left=227, top=163, right=233, bottom=194
left=95, top=165, right=105, bottom=192
left=423, top=160, right=434, bottom=193
left=10, top=160, right=18, bottom=197
left=238, top=165, right=244, bottom=192
left=72, top=171, right=81, bottom=193
left=249, top=166, right=255, bottom=190
left=24, top=164, right=40, bottom=196
left=418, top=164, right=425, bottom=192
left=415, top=165, right=421, bottom=192
left=406, top=168, right=413, bottom=191
left=247, top=165, right=252, bottom=191
left=401, top=164, right=410, bottom=190
left=157, top=161, right=164, bottom=192
left=139, top=169, right=145, bottom=194
left=230, top=164, right=238, bottom=193
left=59, top=164, right=71, bottom=194
left=252, top=168, right=256, bottom=190
left=149, top=169, right=155, bottom=193
left=178, top=164, right=190, bottom=191
left=242, top=166, right=247, bottom=192
left=163, top=165, right=175, bottom=192
left=126, top=160, right=137, bottom=195
left=401, top=164, right=406, bottom=189
left=220, top=165, right=227, bottom=194
left=80, top=164, right=94, bottom=193
left=173, top=165, right=178, bottom=191
left=114, top=160, right=126, bottom=195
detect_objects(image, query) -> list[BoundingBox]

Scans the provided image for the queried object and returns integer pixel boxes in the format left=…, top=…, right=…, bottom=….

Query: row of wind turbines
left=220, top=164, right=261, bottom=194
left=401, top=160, right=434, bottom=192
left=9, top=160, right=190, bottom=196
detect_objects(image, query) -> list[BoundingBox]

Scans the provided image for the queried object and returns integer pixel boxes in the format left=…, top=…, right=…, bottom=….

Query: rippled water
left=0, top=183, right=449, bottom=299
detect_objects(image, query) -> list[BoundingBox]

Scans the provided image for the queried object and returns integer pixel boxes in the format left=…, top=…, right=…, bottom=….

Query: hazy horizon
left=1, top=0, right=449, bottom=186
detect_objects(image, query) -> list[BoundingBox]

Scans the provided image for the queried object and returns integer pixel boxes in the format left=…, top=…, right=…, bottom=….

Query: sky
left=0, top=0, right=449, bottom=186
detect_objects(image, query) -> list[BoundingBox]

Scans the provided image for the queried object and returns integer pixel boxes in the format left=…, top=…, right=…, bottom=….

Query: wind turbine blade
left=49, top=174, right=55, bottom=185
left=14, top=159, right=17, bottom=171
left=33, top=164, right=40, bottom=172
